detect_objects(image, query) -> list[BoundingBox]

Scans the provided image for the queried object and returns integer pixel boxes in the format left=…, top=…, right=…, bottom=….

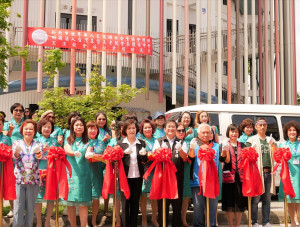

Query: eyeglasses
left=47, top=116, right=55, bottom=119
left=177, top=129, right=185, bottom=133
left=14, top=109, right=23, bottom=113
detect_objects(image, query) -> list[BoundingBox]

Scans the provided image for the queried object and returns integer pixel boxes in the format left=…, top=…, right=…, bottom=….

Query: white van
left=165, top=104, right=300, bottom=187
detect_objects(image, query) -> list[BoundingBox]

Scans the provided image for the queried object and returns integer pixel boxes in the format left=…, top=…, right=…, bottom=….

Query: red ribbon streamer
left=143, top=147, right=178, bottom=200
left=239, top=147, right=263, bottom=197
left=197, top=147, right=219, bottom=199
left=44, top=147, right=72, bottom=201
left=0, top=143, right=16, bottom=200
left=272, top=147, right=296, bottom=199
left=102, top=145, right=130, bottom=200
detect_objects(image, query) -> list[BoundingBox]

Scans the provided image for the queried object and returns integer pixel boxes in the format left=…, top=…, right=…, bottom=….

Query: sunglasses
left=177, top=129, right=185, bottom=133
left=47, top=116, right=56, bottom=119
left=98, top=118, right=106, bottom=121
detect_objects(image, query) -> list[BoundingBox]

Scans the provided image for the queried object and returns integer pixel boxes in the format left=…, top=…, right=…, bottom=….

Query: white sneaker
left=263, top=223, right=272, bottom=227
left=6, top=210, right=13, bottom=218
left=252, top=223, right=259, bottom=227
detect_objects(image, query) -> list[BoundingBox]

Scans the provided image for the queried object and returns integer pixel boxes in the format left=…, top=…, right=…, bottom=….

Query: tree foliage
left=38, top=49, right=144, bottom=129
left=0, top=0, right=30, bottom=89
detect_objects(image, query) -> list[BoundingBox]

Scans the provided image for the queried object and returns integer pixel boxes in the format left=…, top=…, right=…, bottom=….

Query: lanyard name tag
left=24, top=162, right=33, bottom=169
left=293, top=159, right=299, bottom=165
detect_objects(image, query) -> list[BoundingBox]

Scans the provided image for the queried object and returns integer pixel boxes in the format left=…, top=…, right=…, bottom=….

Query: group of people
left=0, top=103, right=299, bottom=227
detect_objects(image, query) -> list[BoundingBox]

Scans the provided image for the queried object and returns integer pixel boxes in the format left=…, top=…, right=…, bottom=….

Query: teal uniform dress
left=0, top=132, right=12, bottom=146
left=63, top=129, right=70, bottom=145
left=238, top=132, right=252, bottom=143
left=3, top=118, right=24, bottom=143
left=183, top=128, right=197, bottom=198
left=89, top=138, right=105, bottom=199
left=64, top=138, right=92, bottom=206
left=153, top=127, right=166, bottom=140
left=107, top=137, right=122, bottom=199
left=137, top=133, right=155, bottom=194
left=278, top=140, right=300, bottom=203
left=34, top=136, right=60, bottom=203
left=36, top=126, right=64, bottom=140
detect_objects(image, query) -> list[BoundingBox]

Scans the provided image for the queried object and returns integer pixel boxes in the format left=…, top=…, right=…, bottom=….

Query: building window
left=60, top=13, right=97, bottom=31
left=223, top=0, right=227, bottom=5
left=166, top=19, right=179, bottom=52
left=223, top=61, right=228, bottom=75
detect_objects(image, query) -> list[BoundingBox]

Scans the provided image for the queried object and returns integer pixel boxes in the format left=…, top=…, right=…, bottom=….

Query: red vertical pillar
left=70, top=0, right=77, bottom=95
left=21, top=0, right=29, bottom=92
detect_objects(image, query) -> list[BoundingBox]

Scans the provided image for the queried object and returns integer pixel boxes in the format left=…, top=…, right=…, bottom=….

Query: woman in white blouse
left=117, top=119, right=148, bottom=227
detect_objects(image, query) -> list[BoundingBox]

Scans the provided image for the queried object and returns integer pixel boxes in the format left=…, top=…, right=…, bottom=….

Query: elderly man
left=246, top=118, right=275, bottom=227
left=189, top=123, right=220, bottom=227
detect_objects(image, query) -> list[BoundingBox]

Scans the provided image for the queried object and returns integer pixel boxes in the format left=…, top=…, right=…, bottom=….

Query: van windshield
left=232, top=115, right=280, bottom=141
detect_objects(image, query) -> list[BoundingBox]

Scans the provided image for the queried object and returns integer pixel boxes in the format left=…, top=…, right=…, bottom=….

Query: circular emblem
left=32, top=29, right=48, bottom=44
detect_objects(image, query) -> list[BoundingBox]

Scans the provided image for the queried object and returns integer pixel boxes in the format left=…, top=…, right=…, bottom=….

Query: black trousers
left=121, top=177, right=143, bottom=227
left=158, top=178, right=183, bottom=227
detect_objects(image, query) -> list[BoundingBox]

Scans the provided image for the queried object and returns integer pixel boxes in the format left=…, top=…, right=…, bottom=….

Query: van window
left=232, top=115, right=280, bottom=141
left=281, top=116, right=300, bottom=126
left=209, top=113, right=220, bottom=134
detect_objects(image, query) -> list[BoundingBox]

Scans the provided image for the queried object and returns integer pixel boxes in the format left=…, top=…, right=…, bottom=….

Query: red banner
left=27, top=27, right=153, bottom=55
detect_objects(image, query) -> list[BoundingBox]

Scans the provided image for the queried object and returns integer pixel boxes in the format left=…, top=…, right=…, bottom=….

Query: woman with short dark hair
left=137, top=119, right=158, bottom=227
left=3, top=103, right=25, bottom=143
left=238, top=118, right=254, bottom=143
left=118, top=119, right=148, bottom=227
left=279, top=120, right=300, bottom=227
left=12, top=119, right=43, bottom=227
left=220, top=124, right=247, bottom=227
left=34, top=118, right=59, bottom=227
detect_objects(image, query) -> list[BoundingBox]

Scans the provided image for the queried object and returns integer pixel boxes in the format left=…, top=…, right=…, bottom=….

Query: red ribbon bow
left=143, top=147, right=178, bottom=200
left=239, top=147, right=263, bottom=197
left=0, top=143, right=16, bottom=200
left=272, top=147, right=296, bottom=199
left=102, top=145, right=130, bottom=199
left=44, top=147, right=72, bottom=201
left=197, top=147, right=219, bottom=198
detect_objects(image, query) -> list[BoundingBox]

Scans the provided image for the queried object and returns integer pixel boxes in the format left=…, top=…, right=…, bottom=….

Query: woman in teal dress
left=0, top=114, right=12, bottom=146
left=96, top=111, right=113, bottom=216
left=63, top=111, right=81, bottom=145
left=87, top=121, right=105, bottom=227
left=237, top=118, right=254, bottom=143
left=2, top=103, right=23, bottom=218
left=278, top=120, right=300, bottom=227
left=34, top=118, right=60, bottom=227
left=137, top=119, right=158, bottom=227
left=64, top=116, right=94, bottom=227
left=108, top=121, right=125, bottom=227
left=178, top=111, right=196, bottom=227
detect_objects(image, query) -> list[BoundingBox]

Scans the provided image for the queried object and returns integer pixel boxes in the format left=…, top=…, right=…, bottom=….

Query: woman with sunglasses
left=137, top=119, right=158, bottom=227
left=3, top=103, right=25, bottom=218
left=34, top=118, right=60, bottom=227
left=3, top=103, right=25, bottom=144
left=96, top=111, right=114, bottom=217
left=24, top=108, right=31, bottom=120
left=63, top=111, right=81, bottom=145
left=178, top=112, right=196, bottom=227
